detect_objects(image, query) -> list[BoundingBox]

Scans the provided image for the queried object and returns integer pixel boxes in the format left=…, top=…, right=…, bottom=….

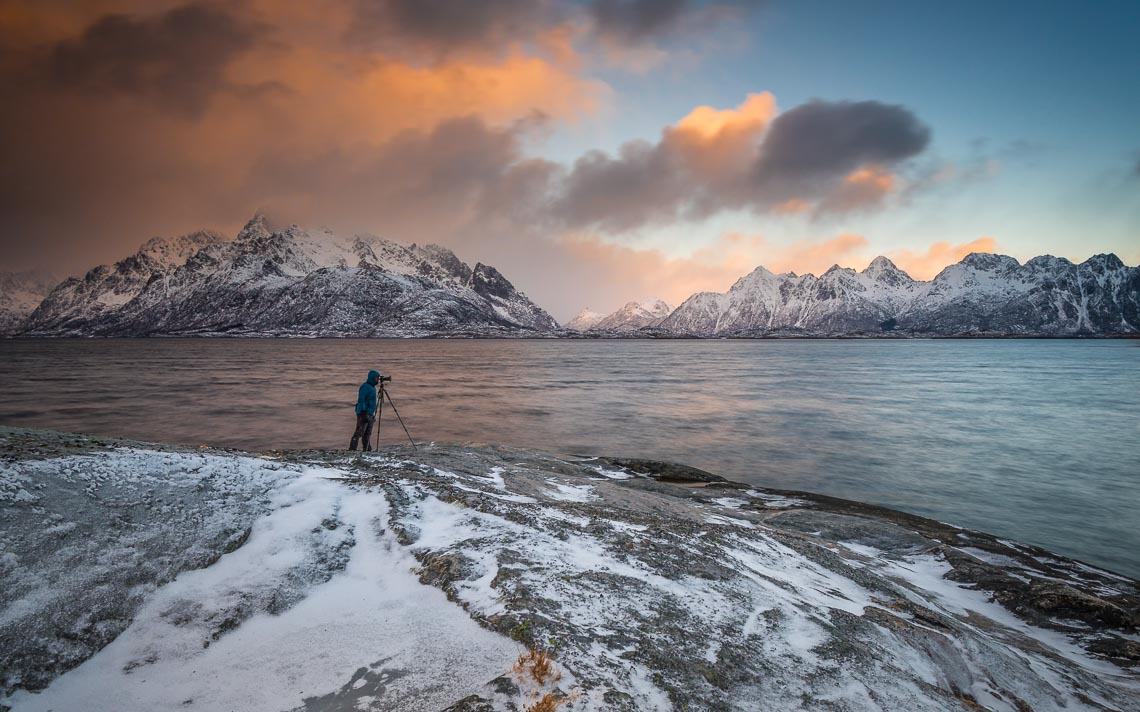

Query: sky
left=1, top=0, right=1138, bottom=321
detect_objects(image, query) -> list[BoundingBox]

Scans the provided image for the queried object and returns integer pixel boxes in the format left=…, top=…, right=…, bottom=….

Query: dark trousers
left=350, top=412, right=374, bottom=451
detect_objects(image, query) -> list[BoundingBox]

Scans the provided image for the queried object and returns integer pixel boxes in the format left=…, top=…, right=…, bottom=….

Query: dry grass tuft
left=524, top=692, right=572, bottom=712
left=514, top=648, right=562, bottom=687
left=513, top=648, right=578, bottom=710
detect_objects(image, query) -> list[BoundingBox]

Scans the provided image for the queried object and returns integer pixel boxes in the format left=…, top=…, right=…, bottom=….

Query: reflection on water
left=2, top=338, right=1138, bottom=578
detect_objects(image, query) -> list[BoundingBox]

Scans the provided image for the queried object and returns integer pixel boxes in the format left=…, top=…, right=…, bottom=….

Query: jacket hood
left=367, top=370, right=380, bottom=385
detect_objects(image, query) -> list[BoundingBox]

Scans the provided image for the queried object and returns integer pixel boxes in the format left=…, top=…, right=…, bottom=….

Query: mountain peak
left=570, top=297, right=674, bottom=331
left=565, top=308, right=605, bottom=331
left=1024, top=255, right=1074, bottom=270
left=237, top=213, right=272, bottom=242
left=861, top=256, right=913, bottom=284
left=632, top=297, right=672, bottom=314
left=863, top=255, right=897, bottom=274
left=1081, top=253, right=1125, bottom=271
left=137, top=231, right=222, bottom=268
left=822, top=264, right=857, bottom=278
left=959, top=252, right=1020, bottom=271
left=728, top=264, right=777, bottom=292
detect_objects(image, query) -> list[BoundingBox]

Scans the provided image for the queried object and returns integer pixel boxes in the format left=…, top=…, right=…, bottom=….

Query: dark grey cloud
left=246, top=115, right=560, bottom=240
left=247, top=98, right=928, bottom=244
left=48, top=3, right=265, bottom=116
left=545, top=99, right=931, bottom=231
left=590, top=0, right=765, bottom=42
left=552, top=142, right=687, bottom=231
left=589, top=0, right=689, bottom=40
left=348, top=0, right=559, bottom=55
left=754, top=100, right=930, bottom=187
left=348, top=0, right=762, bottom=58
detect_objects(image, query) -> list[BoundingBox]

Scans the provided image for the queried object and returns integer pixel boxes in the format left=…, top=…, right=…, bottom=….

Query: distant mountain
left=19, top=215, right=557, bottom=336
left=659, top=253, right=1139, bottom=336
left=565, top=308, right=605, bottom=331
left=0, top=271, right=59, bottom=335
left=8, top=237, right=1137, bottom=338
left=20, top=231, right=224, bottom=335
left=567, top=298, right=674, bottom=332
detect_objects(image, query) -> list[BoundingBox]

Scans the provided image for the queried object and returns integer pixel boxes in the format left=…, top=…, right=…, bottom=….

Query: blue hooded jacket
left=356, top=370, right=380, bottom=415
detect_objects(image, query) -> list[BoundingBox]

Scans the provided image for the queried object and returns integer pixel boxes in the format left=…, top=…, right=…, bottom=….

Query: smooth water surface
left=2, top=338, right=1138, bottom=577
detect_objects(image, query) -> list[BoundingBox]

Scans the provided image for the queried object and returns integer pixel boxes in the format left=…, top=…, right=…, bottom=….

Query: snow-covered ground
left=2, top=428, right=1138, bottom=711
left=0, top=444, right=517, bottom=711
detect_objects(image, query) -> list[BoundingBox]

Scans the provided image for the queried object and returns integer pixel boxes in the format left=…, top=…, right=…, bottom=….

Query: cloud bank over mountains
left=1, top=0, right=1010, bottom=318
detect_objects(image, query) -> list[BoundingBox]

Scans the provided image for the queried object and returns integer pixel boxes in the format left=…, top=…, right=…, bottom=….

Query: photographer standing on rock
left=350, top=369, right=388, bottom=451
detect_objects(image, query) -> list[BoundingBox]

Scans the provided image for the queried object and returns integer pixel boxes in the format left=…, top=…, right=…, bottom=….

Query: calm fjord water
left=2, top=338, right=1138, bottom=578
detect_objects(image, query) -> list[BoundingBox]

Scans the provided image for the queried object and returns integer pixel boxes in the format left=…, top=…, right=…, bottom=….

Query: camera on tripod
left=372, top=373, right=415, bottom=450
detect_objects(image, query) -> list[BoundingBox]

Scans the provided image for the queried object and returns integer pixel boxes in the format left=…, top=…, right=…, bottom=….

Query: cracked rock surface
left=2, top=427, right=1138, bottom=711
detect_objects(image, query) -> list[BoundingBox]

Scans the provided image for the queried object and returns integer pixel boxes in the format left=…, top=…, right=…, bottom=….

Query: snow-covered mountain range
left=15, top=215, right=557, bottom=336
left=0, top=271, right=58, bottom=334
left=659, top=253, right=1139, bottom=336
left=4, top=227, right=1137, bottom=338
left=566, top=298, right=673, bottom=331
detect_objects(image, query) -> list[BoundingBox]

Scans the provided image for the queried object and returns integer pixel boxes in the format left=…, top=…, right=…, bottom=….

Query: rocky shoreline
left=2, top=427, right=1138, bottom=711
left=5, top=330, right=1140, bottom=340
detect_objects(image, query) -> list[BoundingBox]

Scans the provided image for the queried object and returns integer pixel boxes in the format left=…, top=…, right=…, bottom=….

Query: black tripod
left=374, top=382, right=417, bottom=450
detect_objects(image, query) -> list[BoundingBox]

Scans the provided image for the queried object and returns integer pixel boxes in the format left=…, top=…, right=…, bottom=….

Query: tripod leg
left=373, top=386, right=383, bottom=450
left=383, top=389, right=417, bottom=450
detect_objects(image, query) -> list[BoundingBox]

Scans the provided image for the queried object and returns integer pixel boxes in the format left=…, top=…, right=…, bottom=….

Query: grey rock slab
left=3, top=428, right=1139, bottom=711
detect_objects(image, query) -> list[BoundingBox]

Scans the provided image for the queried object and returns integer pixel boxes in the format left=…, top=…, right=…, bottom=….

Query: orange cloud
left=845, top=165, right=896, bottom=192
left=0, top=1, right=610, bottom=272
left=886, top=237, right=1000, bottom=280
left=226, top=40, right=608, bottom=145
left=536, top=23, right=585, bottom=71
left=674, top=92, right=777, bottom=140
left=663, top=92, right=777, bottom=185
left=815, top=164, right=897, bottom=213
